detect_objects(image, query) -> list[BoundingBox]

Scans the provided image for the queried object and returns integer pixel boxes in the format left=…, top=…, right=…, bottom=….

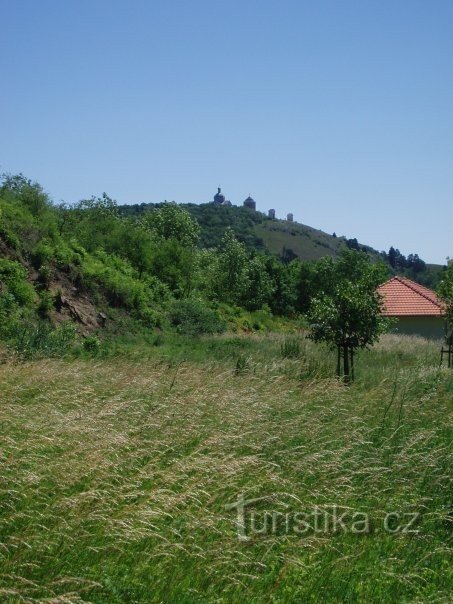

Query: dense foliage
left=119, top=199, right=444, bottom=289
left=307, top=251, right=391, bottom=380
left=437, top=261, right=453, bottom=331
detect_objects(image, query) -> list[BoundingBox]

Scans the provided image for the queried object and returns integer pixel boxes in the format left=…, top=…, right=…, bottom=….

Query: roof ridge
left=393, top=275, right=442, bottom=309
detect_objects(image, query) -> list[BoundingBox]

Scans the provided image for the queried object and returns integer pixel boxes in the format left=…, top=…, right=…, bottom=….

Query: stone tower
left=243, top=195, right=256, bottom=210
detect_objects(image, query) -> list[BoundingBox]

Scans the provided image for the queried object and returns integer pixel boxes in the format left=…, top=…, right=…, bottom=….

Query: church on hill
left=210, top=187, right=257, bottom=210
left=211, top=187, right=232, bottom=206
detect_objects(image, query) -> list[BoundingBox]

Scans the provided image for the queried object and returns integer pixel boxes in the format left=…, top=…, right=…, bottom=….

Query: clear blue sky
left=1, top=0, right=452, bottom=264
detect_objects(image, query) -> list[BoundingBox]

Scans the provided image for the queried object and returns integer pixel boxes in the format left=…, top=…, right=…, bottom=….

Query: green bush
left=83, top=335, right=101, bottom=354
left=31, top=241, right=54, bottom=269
left=0, top=224, right=20, bottom=249
left=80, top=251, right=149, bottom=309
left=168, top=298, right=226, bottom=336
left=0, top=259, right=36, bottom=306
left=37, top=291, right=55, bottom=318
left=137, top=307, right=162, bottom=329
left=38, top=264, right=53, bottom=288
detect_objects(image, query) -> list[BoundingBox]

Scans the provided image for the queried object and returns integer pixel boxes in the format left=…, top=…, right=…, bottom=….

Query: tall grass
left=0, top=334, right=451, bottom=602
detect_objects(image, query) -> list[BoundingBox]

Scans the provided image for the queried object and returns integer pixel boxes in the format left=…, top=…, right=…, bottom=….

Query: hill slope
left=120, top=201, right=445, bottom=287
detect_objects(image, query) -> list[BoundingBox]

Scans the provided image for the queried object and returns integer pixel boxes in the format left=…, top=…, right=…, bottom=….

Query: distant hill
left=119, top=201, right=445, bottom=289
left=120, top=202, right=367, bottom=259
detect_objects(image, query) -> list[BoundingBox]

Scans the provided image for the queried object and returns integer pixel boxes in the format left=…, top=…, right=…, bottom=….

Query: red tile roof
left=377, top=276, right=444, bottom=317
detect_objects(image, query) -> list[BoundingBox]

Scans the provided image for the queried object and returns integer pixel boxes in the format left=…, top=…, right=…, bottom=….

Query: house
left=377, top=276, right=445, bottom=339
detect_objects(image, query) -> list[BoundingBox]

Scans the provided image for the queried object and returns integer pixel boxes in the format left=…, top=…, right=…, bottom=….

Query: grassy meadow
left=0, top=334, right=452, bottom=603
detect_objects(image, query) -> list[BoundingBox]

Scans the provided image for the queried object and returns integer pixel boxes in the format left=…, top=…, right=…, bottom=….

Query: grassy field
left=254, top=220, right=343, bottom=261
left=0, top=334, right=452, bottom=603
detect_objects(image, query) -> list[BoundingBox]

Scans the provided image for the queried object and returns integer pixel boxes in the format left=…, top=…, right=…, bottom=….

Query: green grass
left=254, top=220, right=346, bottom=261
left=0, top=334, right=452, bottom=602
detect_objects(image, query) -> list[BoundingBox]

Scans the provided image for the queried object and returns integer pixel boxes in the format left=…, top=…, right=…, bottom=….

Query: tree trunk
left=337, top=346, right=341, bottom=377
left=350, top=348, right=354, bottom=381
left=343, top=344, right=350, bottom=382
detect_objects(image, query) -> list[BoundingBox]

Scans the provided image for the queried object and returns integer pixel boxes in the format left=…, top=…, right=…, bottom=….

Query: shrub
left=137, top=307, right=162, bottom=329
left=0, top=224, right=20, bottom=250
left=83, top=335, right=101, bottom=354
left=168, top=298, right=226, bottom=336
left=38, top=264, right=53, bottom=288
left=31, top=241, right=54, bottom=269
left=0, top=259, right=36, bottom=306
left=80, top=251, right=148, bottom=310
left=37, top=291, right=54, bottom=318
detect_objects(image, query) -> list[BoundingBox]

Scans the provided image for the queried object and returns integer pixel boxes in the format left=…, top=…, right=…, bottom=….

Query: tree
left=406, top=253, right=426, bottom=274
left=242, top=254, right=275, bottom=311
left=139, top=203, right=200, bottom=296
left=150, top=238, right=198, bottom=297
left=70, top=193, right=121, bottom=252
left=264, top=257, right=297, bottom=316
left=0, top=173, right=50, bottom=218
left=388, top=246, right=397, bottom=268
left=437, top=261, right=453, bottom=330
left=213, top=228, right=250, bottom=305
left=307, top=250, right=390, bottom=381
left=117, top=223, right=154, bottom=280
left=140, top=202, right=200, bottom=248
left=346, top=237, right=359, bottom=251
left=388, top=246, right=407, bottom=269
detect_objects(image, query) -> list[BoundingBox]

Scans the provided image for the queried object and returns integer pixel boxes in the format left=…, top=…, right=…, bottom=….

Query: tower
left=243, top=195, right=256, bottom=210
left=213, top=187, right=225, bottom=205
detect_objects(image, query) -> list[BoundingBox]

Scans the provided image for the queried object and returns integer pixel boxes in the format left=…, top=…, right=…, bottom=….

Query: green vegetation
left=1, top=172, right=449, bottom=374
left=307, top=251, right=391, bottom=380
left=437, top=261, right=453, bottom=329
left=0, top=334, right=451, bottom=602
left=120, top=200, right=446, bottom=288
left=0, top=173, right=451, bottom=601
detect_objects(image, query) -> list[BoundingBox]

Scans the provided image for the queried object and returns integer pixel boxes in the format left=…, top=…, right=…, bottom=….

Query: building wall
left=391, top=316, right=446, bottom=340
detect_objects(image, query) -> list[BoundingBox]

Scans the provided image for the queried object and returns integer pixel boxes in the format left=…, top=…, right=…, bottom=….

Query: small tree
left=140, top=202, right=200, bottom=248
left=213, top=228, right=250, bottom=305
left=307, top=251, right=390, bottom=381
left=140, top=203, right=200, bottom=296
left=437, top=261, right=453, bottom=333
left=241, top=254, right=275, bottom=311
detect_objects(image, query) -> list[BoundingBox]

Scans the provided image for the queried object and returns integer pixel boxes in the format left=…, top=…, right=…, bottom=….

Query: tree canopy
left=307, top=250, right=390, bottom=380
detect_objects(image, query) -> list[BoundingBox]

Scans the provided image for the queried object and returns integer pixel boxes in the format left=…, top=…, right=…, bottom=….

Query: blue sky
left=1, top=0, right=452, bottom=264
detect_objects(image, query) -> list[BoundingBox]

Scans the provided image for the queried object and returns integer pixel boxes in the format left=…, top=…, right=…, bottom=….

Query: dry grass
left=0, top=335, right=452, bottom=602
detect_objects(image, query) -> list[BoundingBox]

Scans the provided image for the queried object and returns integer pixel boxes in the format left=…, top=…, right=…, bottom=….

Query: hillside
left=120, top=201, right=445, bottom=287
left=255, top=218, right=352, bottom=262
left=120, top=201, right=362, bottom=259
left=0, top=173, right=447, bottom=362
